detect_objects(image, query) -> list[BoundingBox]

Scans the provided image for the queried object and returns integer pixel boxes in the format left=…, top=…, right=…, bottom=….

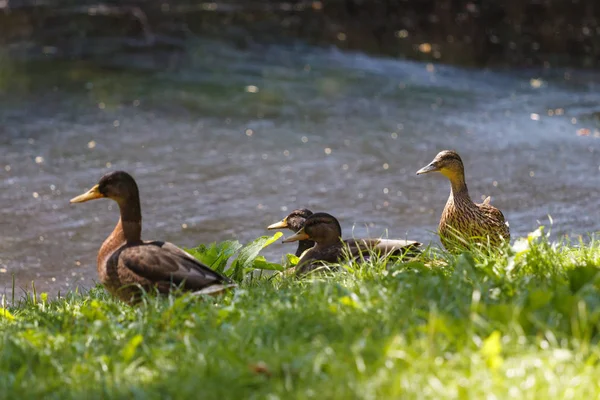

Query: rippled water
left=1, top=39, right=599, bottom=297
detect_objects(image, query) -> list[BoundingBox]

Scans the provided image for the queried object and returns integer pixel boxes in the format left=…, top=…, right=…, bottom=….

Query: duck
left=70, top=171, right=236, bottom=303
left=267, top=208, right=315, bottom=257
left=282, top=212, right=421, bottom=275
left=416, top=150, right=510, bottom=251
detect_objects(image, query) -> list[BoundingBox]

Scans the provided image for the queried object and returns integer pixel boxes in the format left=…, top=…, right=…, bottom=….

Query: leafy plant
left=186, top=232, right=283, bottom=281
left=229, top=232, right=283, bottom=281
left=186, top=240, right=243, bottom=274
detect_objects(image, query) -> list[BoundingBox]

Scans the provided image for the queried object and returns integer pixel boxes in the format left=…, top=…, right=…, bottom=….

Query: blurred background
left=1, top=0, right=599, bottom=296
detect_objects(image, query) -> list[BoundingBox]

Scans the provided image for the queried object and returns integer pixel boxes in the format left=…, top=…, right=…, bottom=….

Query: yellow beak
left=267, top=218, right=288, bottom=230
left=70, top=184, right=104, bottom=203
left=282, top=228, right=310, bottom=243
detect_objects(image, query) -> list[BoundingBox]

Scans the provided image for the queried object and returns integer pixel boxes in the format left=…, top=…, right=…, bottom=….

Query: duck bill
left=282, top=229, right=310, bottom=243
left=70, top=184, right=104, bottom=203
left=416, top=162, right=439, bottom=175
left=267, top=218, right=288, bottom=230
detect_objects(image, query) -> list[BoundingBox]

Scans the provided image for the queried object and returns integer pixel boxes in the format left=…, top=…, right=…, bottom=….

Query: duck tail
left=192, top=283, right=237, bottom=297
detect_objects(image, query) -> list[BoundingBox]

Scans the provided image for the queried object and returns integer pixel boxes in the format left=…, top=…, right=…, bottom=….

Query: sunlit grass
left=1, top=228, right=599, bottom=399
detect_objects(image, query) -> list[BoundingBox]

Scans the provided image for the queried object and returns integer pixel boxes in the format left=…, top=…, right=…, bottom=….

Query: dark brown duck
left=282, top=212, right=421, bottom=275
left=70, top=171, right=235, bottom=303
left=267, top=208, right=315, bottom=257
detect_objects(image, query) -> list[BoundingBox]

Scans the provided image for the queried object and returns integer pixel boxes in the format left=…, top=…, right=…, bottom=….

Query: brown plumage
left=267, top=208, right=315, bottom=257
left=282, top=212, right=421, bottom=275
left=416, top=150, right=510, bottom=251
left=70, top=171, right=235, bottom=303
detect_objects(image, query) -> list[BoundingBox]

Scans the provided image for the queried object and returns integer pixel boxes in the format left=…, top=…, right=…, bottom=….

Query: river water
left=1, top=38, right=599, bottom=297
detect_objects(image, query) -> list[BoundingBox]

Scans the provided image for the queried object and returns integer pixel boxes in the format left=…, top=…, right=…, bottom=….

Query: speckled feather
left=418, top=150, right=510, bottom=252
left=439, top=191, right=510, bottom=250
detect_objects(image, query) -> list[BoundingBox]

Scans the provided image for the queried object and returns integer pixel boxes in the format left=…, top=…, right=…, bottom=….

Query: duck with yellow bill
left=282, top=212, right=421, bottom=275
left=70, top=171, right=236, bottom=303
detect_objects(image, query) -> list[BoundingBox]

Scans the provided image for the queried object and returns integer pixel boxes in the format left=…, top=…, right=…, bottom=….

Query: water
left=1, top=39, right=599, bottom=297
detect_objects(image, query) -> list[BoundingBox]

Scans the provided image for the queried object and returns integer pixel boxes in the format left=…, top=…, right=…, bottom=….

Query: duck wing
left=475, top=202, right=511, bottom=241
left=116, top=241, right=236, bottom=294
left=344, top=238, right=422, bottom=257
left=295, top=239, right=422, bottom=276
left=477, top=202, right=510, bottom=227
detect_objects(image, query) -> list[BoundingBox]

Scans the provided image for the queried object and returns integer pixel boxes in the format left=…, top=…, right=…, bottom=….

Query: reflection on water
left=1, top=39, right=599, bottom=296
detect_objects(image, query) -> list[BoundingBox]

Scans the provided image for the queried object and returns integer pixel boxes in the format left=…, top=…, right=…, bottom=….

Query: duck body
left=439, top=191, right=509, bottom=250
left=296, top=238, right=420, bottom=275
left=71, top=171, right=235, bottom=303
left=417, top=150, right=510, bottom=251
left=282, top=212, right=421, bottom=275
left=98, top=229, right=232, bottom=302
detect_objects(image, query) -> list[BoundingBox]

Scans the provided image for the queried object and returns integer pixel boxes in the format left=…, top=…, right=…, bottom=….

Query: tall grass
left=1, top=228, right=599, bottom=399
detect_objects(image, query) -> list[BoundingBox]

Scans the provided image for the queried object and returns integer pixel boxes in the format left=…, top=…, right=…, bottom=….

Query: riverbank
left=2, top=229, right=599, bottom=398
left=1, top=0, right=598, bottom=68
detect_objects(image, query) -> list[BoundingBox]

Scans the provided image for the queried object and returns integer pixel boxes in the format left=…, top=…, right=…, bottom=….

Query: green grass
left=1, top=228, right=600, bottom=399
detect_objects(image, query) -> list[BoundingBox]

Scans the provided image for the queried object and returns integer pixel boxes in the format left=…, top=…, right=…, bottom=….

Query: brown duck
left=282, top=212, right=421, bottom=275
left=70, top=171, right=236, bottom=303
left=267, top=208, right=315, bottom=257
left=416, top=150, right=510, bottom=251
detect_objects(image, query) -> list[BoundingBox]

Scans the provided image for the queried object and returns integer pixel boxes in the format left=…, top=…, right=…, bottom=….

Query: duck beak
left=416, top=162, right=439, bottom=175
left=282, top=228, right=310, bottom=243
left=267, top=218, right=288, bottom=230
left=70, top=184, right=104, bottom=203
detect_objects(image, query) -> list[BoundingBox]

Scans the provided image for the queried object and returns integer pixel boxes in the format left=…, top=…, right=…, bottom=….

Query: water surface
left=1, top=39, right=599, bottom=297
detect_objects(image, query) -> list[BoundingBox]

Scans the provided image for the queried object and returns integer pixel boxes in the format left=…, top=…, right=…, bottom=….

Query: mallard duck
left=416, top=150, right=510, bottom=251
left=282, top=212, right=421, bottom=275
left=70, top=171, right=236, bottom=303
left=267, top=208, right=315, bottom=257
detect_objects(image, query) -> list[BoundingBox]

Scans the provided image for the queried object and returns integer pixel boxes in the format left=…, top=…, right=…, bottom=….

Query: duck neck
left=97, top=196, right=142, bottom=272
left=450, top=178, right=470, bottom=199
left=117, top=196, right=142, bottom=243
left=314, top=235, right=342, bottom=249
left=443, top=168, right=472, bottom=204
left=296, top=239, right=316, bottom=257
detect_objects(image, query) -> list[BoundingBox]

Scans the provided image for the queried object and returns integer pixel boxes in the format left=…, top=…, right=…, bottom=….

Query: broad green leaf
left=285, top=253, right=300, bottom=268
left=186, top=240, right=243, bottom=273
left=480, top=330, right=503, bottom=370
left=0, top=307, right=15, bottom=321
left=339, top=294, right=362, bottom=309
left=230, top=232, right=283, bottom=281
left=252, top=256, right=284, bottom=271
left=121, top=334, right=144, bottom=362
